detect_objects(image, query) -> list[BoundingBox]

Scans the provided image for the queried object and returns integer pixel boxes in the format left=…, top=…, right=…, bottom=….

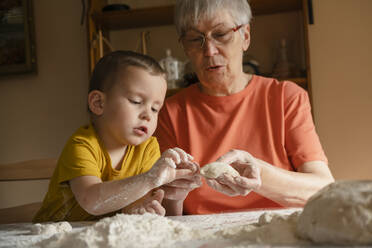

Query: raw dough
left=200, top=162, right=240, bottom=179
left=296, top=180, right=372, bottom=245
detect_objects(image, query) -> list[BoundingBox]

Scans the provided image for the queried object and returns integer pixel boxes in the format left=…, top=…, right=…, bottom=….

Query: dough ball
left=296, top=180, right=372, bottom=245
left=200, top=162, right=240, bottom=179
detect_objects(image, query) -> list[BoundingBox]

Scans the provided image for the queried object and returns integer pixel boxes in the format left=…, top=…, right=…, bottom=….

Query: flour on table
left=33, top=210, right=306, bottom=248
left=218, top=210, right=308, bottom=246
left=1, top=209, right=309, bottom=248
left=35, top=213, right=205, bottom=248
left=297, top=180, right=372, bottom=245
left=30, top=222, right=72, bottom=235
left=200, top=162, right=240, bottom=179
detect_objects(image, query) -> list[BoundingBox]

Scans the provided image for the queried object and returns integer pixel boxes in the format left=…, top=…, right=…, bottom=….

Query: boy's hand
left=122, top=188, right=165, bottom=216
left=146, top=148, right=195, bottom=187
left=161, top=148, right=202, bottom=201
left=161, top=173, right=202, bottom=201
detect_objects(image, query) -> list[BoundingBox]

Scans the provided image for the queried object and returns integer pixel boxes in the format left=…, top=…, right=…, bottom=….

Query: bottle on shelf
left=159, top=49, right=184, bottom=89
left=272, top=38, right=297, bottom=79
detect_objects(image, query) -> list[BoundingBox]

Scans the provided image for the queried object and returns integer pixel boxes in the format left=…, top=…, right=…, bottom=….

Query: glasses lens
left=211, top=29, right=234, bottom=44
left=182, top=26, right=240, bottom=50
left=182, top=36, right=203, bottom=50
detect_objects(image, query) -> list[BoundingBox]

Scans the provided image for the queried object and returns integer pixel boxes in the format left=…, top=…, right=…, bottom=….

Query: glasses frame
left=179, top=24, right=244, bottom=51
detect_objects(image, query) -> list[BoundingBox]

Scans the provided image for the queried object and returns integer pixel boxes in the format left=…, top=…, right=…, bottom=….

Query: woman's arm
left=206, top=150, right=334, bottom=207
left=255, top=159, right=334, bottom=206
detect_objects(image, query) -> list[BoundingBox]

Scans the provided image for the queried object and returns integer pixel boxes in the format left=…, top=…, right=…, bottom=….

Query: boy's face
left=100, top=66, right=167, bottom=148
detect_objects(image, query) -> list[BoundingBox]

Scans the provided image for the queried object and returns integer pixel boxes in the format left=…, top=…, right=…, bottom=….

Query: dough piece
left=296, top=180, right=372, bottom=245
left=200, top=162, right=240, bottom=179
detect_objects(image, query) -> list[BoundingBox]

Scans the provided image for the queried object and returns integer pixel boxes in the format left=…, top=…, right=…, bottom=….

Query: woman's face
left=182, top=10, right=250, bottom=93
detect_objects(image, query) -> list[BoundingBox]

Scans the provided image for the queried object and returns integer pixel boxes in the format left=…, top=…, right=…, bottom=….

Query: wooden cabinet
left=87, top=0, right=311, bottom=95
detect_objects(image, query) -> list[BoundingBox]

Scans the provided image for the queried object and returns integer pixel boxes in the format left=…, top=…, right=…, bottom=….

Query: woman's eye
left=213, top=31, right=228, bottom=39
left=186, top=36, right=202, bottom=43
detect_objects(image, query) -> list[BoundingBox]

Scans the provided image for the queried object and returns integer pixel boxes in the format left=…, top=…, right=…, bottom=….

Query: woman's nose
left=203, top=38, right=219, bottom=56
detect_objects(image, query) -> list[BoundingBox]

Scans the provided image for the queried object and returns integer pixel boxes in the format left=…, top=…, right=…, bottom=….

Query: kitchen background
left=0, top=0, right=371, bottom=208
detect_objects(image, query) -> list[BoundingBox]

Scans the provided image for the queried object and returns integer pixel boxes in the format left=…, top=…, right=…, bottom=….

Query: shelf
left=250, top=0, right=302, bottom=16
left=92, top=6, right=174, bottom=30
left=0, top=23, right=24, bottom=33
left=92, top=0, right=302, bottom=30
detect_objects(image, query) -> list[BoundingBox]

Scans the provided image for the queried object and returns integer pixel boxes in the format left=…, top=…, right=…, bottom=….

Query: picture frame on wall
left=0, top=0, right=36, bottom=76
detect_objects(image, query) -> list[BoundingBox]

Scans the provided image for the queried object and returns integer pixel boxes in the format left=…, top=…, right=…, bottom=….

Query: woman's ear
left=242, top=24, right=251, bottom=51
left=88, top=90, right=105, bottom=116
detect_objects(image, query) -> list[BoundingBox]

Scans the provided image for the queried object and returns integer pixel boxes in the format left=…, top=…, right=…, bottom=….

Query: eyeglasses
left=180, top=25, right=244, bottom=51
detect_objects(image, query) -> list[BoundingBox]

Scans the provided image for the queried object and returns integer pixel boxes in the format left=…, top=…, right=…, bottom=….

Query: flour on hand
left=297, top=180, right=372, bottom=245
left=200, top=162, right=240, bottom=179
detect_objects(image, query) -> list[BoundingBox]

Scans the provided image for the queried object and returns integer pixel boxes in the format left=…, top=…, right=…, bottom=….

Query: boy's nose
left=140, top=108, right=151, bottom=121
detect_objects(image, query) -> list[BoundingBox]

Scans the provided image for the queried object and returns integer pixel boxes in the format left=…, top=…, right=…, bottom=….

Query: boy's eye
left=129, top=99, right=141, bottom=104
left=151, top=107, right=159, bottom=113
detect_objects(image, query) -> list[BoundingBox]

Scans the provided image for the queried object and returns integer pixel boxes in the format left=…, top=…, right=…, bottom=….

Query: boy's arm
left=162, top=199, right=184, bottom=216
left=70, top=173, right=156, bottom=216
left=161, top=160, right=202, bottom=216
left=70, top=150, right=194, bottom=216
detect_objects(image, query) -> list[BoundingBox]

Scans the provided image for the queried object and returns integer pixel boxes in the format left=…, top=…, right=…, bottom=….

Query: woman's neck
left=199, top=73, right=252, bottom=96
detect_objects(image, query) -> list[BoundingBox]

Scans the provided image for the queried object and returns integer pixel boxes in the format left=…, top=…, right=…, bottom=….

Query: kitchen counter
left=0, top=208, right=360, bottom=248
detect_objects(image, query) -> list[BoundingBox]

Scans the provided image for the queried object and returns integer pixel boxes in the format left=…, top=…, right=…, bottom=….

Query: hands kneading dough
left=160, top=147, right=202, bottom=201
left=200, top=162, right=240, bottom=179
left=201, top=150, right=262, bottom=197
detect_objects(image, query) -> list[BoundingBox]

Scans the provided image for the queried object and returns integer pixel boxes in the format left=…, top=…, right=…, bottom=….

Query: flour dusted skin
left=296, top=180, right=372, bottom=245
left=200, top=162, right=240, bottom=179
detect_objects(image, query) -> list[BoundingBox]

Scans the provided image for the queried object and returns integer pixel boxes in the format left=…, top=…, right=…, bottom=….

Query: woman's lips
left=206, top=65, right=223, bottom=71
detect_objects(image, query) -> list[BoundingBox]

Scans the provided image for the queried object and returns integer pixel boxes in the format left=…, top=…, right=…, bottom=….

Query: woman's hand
left=205, top=149, right=262, bottom=196
left=122, top=188, right=165, bottom=216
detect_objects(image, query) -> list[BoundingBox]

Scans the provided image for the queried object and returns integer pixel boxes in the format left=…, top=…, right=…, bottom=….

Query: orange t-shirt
left=155, top=75, right=327, bottom=214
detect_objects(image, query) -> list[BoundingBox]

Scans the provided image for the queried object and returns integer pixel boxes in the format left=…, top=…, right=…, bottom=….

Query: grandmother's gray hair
left=174, top=0, right=252, bottom=37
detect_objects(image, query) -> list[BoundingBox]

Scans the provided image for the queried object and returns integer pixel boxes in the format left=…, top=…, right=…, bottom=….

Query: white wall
left=0, top=0, right=89, bottom=208
left=309, top=0, right=372, bottom=179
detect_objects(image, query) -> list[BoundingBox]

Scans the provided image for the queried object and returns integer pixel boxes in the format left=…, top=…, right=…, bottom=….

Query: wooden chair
left=0, top=158, right=57, bottom=224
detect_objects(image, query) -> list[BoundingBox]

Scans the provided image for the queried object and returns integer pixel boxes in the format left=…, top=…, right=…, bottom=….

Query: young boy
left=33, top=51, right=198, bottom=222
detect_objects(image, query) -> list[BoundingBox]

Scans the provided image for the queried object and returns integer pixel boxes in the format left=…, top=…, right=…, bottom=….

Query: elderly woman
left=156, top=0, right=334, bottom=216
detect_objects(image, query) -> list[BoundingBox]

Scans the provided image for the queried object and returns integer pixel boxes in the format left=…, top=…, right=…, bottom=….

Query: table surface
left=0, top=208, right=361, bottom=248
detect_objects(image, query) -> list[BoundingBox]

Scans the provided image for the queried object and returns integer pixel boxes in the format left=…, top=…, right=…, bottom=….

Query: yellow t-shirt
left=33, top=124, right=160, bottom=222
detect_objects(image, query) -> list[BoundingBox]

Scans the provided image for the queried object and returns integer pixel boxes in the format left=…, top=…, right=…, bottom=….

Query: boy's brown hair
left=89, top=50, right=166, bottom=94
